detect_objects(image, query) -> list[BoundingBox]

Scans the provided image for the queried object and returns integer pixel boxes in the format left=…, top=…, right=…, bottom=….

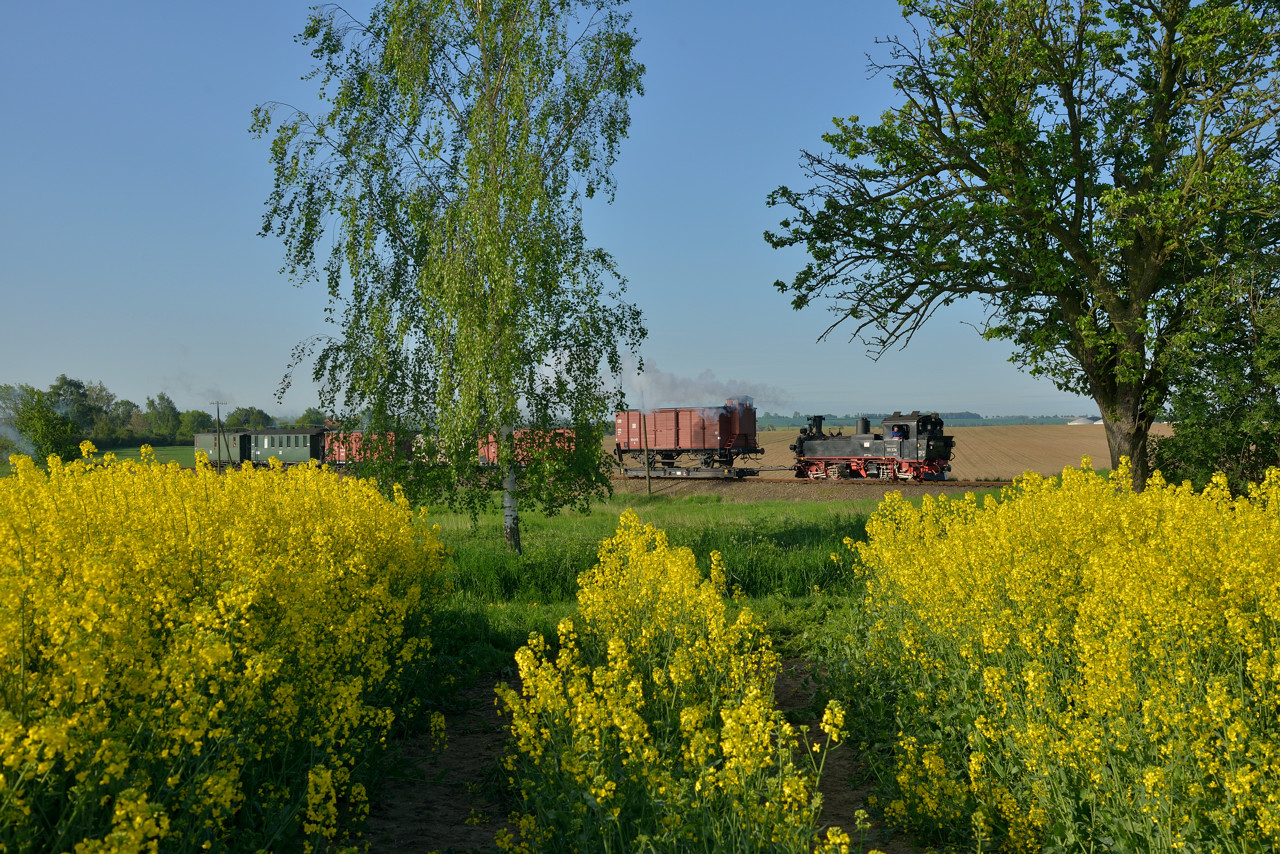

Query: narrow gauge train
left=614, top=398, right=762, bottom=477
left=791, top=411, right=954, bottom=480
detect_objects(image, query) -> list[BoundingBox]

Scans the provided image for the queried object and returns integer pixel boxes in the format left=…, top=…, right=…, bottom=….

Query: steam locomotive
left=791, top=411, right=954, bottom=480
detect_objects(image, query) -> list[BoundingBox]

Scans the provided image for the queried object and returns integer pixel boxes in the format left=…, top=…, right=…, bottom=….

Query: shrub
left=497, top=511, right=849, bottom=853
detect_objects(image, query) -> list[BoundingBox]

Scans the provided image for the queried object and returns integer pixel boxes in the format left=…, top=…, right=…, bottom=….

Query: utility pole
left=210, top=401, right=226, bottom=470
left=641, top=409, right=651, bottom=495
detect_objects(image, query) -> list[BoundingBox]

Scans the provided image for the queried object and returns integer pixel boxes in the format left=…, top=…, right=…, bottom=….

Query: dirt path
left=361, top=665, right=931, bottom=853
left=361, top=680, right=514, bottom=852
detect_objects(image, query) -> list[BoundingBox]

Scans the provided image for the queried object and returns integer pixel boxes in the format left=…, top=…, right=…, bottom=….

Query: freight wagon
left=614, top=398, right=762, bottom=477
left=324, top=431, right=426, bottom=467
left=478, top=428, right=575, bottom=466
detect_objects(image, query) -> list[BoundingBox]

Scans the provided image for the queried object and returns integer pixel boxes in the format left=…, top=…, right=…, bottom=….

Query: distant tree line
left=0, top=375, right=326, bottom=463
left=755, top=411, right=1085, bottom=429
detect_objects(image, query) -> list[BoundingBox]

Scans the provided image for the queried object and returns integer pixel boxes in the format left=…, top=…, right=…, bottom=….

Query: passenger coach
left=194, top=428, right=327, bottom=468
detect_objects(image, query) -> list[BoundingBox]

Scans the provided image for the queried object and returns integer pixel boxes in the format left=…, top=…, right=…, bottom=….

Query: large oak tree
left=1152, top=262, right=1280, bottom=490
left=766, top=0, right=1280, bottom=487
left=254, top=0, right=645, bottom=550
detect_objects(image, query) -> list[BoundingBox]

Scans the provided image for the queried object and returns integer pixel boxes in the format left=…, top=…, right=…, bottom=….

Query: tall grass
left=423, top=492, right=896, bottom=687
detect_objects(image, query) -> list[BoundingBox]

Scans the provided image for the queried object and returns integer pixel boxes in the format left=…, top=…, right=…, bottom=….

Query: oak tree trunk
left=1097, top=388, right=1154, bottom=491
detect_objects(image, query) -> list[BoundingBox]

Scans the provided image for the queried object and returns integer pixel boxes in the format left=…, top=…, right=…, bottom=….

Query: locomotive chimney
left=856, top=417, right=870, bottom=435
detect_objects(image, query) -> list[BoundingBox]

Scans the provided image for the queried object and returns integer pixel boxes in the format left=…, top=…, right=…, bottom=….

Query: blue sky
left=0, top=1, right=1098, bottom=419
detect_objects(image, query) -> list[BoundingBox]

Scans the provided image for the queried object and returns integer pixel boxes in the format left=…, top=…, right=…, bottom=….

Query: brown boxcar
left=614, top=398, right=762, bottom=469
left=324, top=431, right=421, bottom=466
left=478, top=428, right=575, bottom=465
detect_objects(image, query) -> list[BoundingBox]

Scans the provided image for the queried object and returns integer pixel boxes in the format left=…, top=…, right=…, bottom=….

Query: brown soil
left=772, top=661, right=934, bottom=854
left=609, top=474, right=980, bottom=503
left=362, top=665, right=933, bottom=854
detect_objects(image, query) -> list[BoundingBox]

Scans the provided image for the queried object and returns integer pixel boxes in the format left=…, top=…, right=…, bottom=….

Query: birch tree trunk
left=502, top=424, right=521, bottom=554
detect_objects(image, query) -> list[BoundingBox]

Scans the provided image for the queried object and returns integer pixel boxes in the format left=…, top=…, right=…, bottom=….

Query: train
left=614, top=398, right=762, bottom=476
left=193, top=427, right=411, bottom=468
left=478, top=428, right=575, bottom=466
left=790, top=411, right=954, bottom=480
left=194, top=404, right=957, bottom=483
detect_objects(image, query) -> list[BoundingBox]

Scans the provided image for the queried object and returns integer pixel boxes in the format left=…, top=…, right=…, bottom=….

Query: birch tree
left=254, top=0, right=645, bottom=550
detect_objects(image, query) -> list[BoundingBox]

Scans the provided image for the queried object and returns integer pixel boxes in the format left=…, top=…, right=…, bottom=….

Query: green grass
left=427, top=492, right=884, bottom=683
left=429, top=493, right=883, bottom=604
left=102, top=445, right=195, bottom=466
left=0, top=445, right=196, bottom=475
left=425, top=485, right=1002, bottom=687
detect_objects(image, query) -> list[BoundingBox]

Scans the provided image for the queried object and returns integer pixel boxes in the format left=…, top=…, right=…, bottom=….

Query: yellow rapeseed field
left=0, top=446, right=446, bottom=853
left=846, top=460, right=1280, bottom=852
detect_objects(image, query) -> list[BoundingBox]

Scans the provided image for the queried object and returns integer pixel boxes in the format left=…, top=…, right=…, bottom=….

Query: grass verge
left=423, top=488, right=1001, bottom=683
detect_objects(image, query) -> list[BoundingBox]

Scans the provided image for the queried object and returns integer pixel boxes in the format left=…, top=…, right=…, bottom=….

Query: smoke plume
left=622, top=359, right=789, bottom=409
